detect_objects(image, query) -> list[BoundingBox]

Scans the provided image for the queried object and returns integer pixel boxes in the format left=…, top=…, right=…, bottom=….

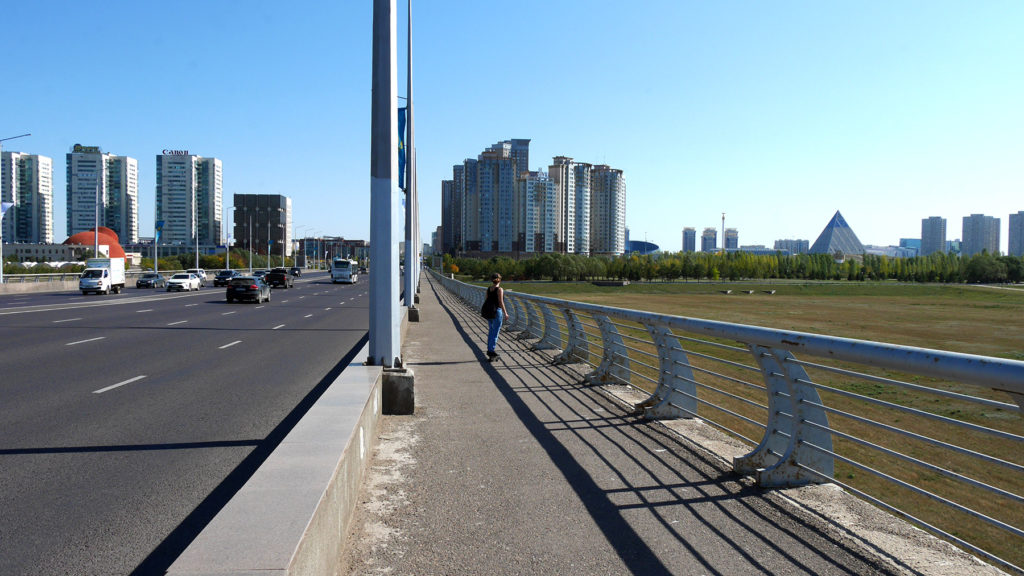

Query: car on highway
left=213, top=269, right=240, bottom=287
left=359, top=266, right=367, bottom=274
left=185, top=268, right=208, bottom=286
left=265, top=267, right=295, bottom=289
left=253, top=269, right=269, bottom=279
left=167, top=273, right=202, bottom=292
left=136, top=272, right=166, bottom=289
left=226, top=276, right=271, bottom=303
left=288, top=266, right=302, bottom=277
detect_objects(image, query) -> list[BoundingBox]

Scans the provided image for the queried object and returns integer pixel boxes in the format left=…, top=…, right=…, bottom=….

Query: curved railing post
left=534, top=302, right=562, bottom=351
left=635, top=324, right=696, bottom=420
left=584, top=315, right=630, bottom=386
left=734, top=346, right=833, bottom=486
left=553, top=308, right=589, bottom=365
left=521, top=299, right=543, bottom=341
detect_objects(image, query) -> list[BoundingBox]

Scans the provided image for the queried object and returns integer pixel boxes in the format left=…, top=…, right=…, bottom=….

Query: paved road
left=0, top=272, right=368, bottom=575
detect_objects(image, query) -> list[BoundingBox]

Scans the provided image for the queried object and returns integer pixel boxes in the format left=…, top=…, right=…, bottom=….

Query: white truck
left=79, top=257, right=126, bottom=295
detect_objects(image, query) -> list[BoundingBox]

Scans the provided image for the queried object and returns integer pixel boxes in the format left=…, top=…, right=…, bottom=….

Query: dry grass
left=506, top=281, right=1024, bottom=569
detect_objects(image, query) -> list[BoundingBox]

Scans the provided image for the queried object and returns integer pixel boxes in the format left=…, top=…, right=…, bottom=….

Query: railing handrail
left=463, top=277, right=1024, bottom=396
left=430, top=269, right=1024, bottom=573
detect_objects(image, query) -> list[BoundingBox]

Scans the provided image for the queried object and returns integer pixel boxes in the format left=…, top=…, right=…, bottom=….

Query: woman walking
left=484, top=272, right=508, bottom=362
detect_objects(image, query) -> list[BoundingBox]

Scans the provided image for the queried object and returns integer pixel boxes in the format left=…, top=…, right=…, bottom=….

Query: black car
left=288, top=267, right=302, bottom=277
left=213, top=269, right=240, bottom=287
left=136, top=272, right=166, bottom=289
left=226, top=276, right=271, bottom=303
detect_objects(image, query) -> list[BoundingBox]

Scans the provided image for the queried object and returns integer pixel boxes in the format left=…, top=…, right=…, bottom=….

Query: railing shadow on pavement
left=427, top=277, right=902, bottom=576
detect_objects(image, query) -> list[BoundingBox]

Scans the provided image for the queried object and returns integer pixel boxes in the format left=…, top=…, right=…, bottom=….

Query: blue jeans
left=487, top=308, right=504, bottom=353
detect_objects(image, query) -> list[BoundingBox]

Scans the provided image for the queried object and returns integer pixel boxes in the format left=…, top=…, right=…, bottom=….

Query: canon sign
left=162, top=149, right=190, bottom=156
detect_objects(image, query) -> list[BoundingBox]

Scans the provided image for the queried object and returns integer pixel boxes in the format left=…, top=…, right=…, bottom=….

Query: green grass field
left=495, top=279, right=1024, bottom=568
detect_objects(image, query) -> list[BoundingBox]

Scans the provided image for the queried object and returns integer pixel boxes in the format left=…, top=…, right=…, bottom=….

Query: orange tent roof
left=64, top=227, right=126, bottom=259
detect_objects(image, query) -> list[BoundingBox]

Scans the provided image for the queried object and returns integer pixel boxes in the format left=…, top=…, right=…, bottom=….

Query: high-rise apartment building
left=517, top=170, right=559, bottom=253
left=457, top=140, right=529, bottom=254
left=724, top=228, right=739, bottom=251
left=444, top=139, right=624, bottom=257
left=233, top=194, right=292, bottom=257
left=961, top=214, right=1000, bottom=257
left=682, top=227, right=696, bottom=252
left=155, top=151, right=222, bottom=247
left=66, top=144, right=139, bottom=243
left=549, top=156, right=592, bottom=255
left=1009, top=211, right=1024, bottom=257
left=590, top=165, right=626, bottom=256
left=1, top=151, right=53, bottom=244
left=701, top=227, right=717, bottom=252
left=920, top=216, right=947, bottom=256
left=774, top=239, right=809, bottom=254
left=440, top=179, right=456, bottom=255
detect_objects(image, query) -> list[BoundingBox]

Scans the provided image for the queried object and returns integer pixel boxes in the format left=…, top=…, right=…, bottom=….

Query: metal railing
left=432, top=270, right=1024, bottom=573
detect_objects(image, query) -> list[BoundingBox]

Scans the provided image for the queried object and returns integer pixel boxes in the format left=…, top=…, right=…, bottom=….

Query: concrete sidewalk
left=339, top=275, right=900, bottom=575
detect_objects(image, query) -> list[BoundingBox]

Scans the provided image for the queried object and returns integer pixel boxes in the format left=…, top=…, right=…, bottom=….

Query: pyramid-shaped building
left=809, top=211, right=865, bottom=255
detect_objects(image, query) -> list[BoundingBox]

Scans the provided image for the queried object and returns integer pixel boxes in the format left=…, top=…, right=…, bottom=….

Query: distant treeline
left=442, top=251, right=1024, bottom=284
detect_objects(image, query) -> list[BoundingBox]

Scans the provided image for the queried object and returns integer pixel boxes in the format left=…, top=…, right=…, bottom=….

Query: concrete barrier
left=167, top=343, right=383, bottom=576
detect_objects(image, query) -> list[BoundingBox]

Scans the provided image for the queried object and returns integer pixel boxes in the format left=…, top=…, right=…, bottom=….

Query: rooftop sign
left=72, top=144, right=102, bottom=154
left=162, top=149, right=190, bottom=156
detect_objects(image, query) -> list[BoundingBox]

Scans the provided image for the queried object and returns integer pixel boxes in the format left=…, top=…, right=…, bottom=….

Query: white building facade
left=2, top=151, right=53, bottom=244
left=66, top=144, right=138, bottom=243
left=155, top=151, right=222, bottom=247
left=589, top=165, right=626, bottom=256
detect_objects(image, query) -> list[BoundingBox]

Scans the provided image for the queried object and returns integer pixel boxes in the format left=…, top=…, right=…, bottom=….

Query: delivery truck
left=79, top=257, right=126, bottom=295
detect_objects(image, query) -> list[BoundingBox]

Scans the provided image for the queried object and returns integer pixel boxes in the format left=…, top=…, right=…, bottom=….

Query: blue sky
left=4, top=1, right=1022, bottom=253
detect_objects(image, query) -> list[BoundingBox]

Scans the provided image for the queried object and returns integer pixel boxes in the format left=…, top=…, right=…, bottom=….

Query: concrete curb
left=167, top=343, right=383, bottom=576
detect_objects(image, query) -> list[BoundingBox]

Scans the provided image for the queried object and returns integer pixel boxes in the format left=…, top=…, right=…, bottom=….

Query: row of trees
left=442, top=251, right=1024, bottom=284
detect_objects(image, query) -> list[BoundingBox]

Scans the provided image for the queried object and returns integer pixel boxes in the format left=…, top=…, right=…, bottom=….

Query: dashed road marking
left=94, top=375, right=147, bottom=394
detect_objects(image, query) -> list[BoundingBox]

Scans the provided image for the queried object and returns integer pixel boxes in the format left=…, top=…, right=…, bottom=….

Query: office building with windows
left=2, top=151, right=53, bottom=244
left=724, top=228, right=739, bottom=251
left=920, top=216, right=947, bottom=256
left=66, top=144, right=139, bottom=243
left=701, top=227, right=717, bottom=252
left=774, top=239, right=809, bottom=254
left=1009, top=211, right=1024, bottom=257
left=233, top=194, right=292, bottom=258
left=682, top=227, right=696, bottom=252
left=961, top=214, right=1000, bottom=257
left=155, top=151, right=221, bottom=247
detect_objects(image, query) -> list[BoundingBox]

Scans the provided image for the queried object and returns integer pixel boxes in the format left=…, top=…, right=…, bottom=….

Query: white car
left=185, top=268, right=208, bottom=286
left=167, top=273, right=202, bottom=292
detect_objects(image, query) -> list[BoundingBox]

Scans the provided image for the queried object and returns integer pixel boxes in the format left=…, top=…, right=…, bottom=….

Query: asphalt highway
left=0, top=271, right=368, bottom=575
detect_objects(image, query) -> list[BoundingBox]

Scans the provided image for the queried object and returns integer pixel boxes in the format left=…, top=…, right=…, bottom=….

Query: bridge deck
left=341, top=276, right=904, bottom=575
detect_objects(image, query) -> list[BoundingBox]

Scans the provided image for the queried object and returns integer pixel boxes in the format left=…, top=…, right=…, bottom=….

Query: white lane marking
left=281, top=300, right=289, bottom=303
left=220, top=340, right=242, bottom=349
left=255, top=305, right=265, bottom=309
left=67, top=336, right=105, bottom=346
left=273, top=324, right=285, bottom=330
left=53, top=318, right=82, bottom=323
left=222, top=311, right=236, bottom=316
left=93, top=375, right=147, bottom=394
left=299, top=296, right=305, bottom=299
left=167, top=320, right=187, bottom=326
left=185, top=303, right=198, bottom=307
left=304, top=314, right=313, bottom=318
left=136, top=309, right=154, bottom=313
left=325, top=307, right=331, bottom=311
